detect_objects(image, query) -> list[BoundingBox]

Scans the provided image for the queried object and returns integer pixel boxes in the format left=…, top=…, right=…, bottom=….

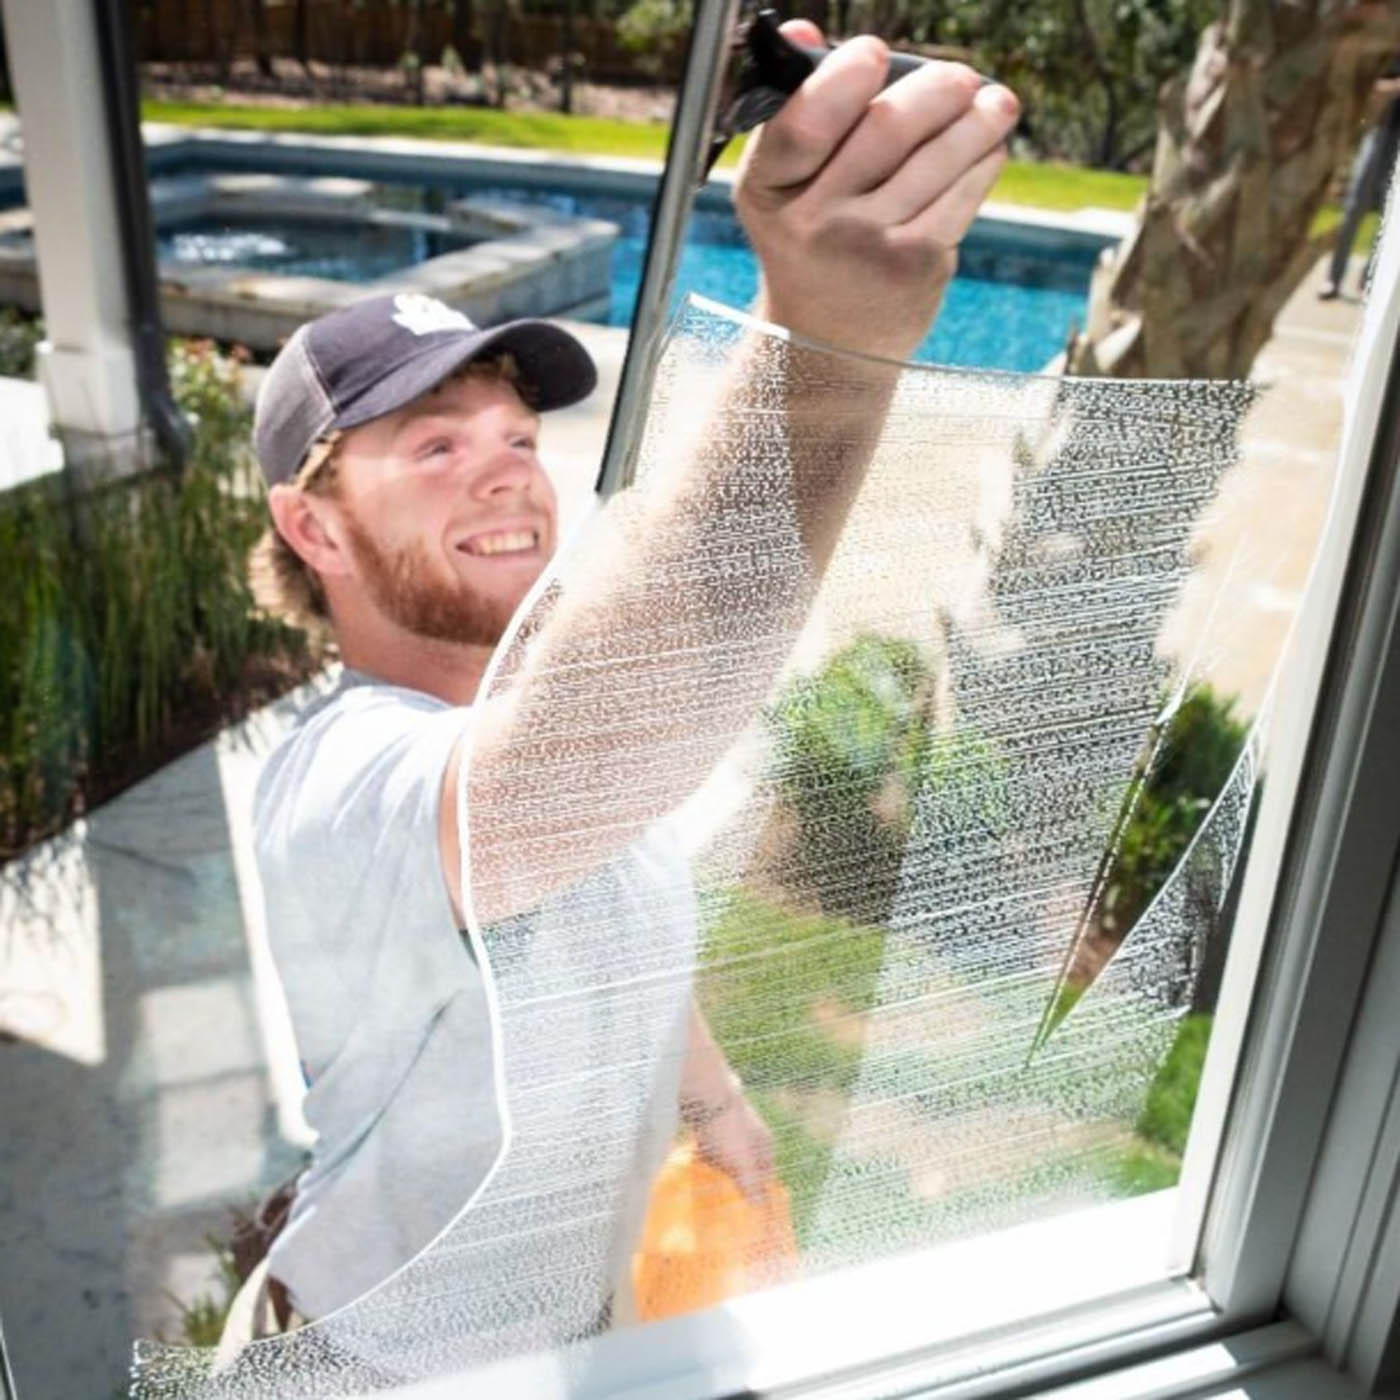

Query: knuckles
left=785, top=202, right=956, bottom=286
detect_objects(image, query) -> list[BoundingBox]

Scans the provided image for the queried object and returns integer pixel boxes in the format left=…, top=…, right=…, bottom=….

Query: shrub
left=0, top=340, right=322, bottom=859
left=0, top=307, right=42, bottom=379
left=1100, top=686, right=1248, bottom=938
left=766, top=634, right=1009, bottom=924
left=765, top=635, right=934, bottom=922
left=616, top=0, right=689, bottom=74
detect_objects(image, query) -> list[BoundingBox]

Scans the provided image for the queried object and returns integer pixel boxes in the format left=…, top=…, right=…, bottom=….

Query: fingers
left=811, top=59, right=983, bottom=200
left=779, top=17, right=824, bottom=48
left=869, top=82, right=1019, bottom=226
left=743, top=32, right=891, bottom=191
left=900, top=141, right=1008, bottom=250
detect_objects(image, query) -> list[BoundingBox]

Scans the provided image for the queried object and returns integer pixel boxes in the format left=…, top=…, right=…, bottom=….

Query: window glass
left=0, top=0, right=1393, bottom=1396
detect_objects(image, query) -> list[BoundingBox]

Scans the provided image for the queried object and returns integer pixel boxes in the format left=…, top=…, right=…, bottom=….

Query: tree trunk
left=485, top=0, right=510, bottom=108
left=0, top=19, right=11, bottom=104
left=401, top=0, right=427, bottom=104
left=453, top=0, right=478, bottom=67
left=1072, top=0, right=1120, bottom=169
left=215, top=0, right=238, bottom=83
left=248, top=0, right=274, bottom=78
left=293, top=0, right=312, bottom=73
left=559, top=0, right=575, bottom=114
left=792, top=0, right=832, bottom=34
left=1067, top=0, right=1400, bottom=381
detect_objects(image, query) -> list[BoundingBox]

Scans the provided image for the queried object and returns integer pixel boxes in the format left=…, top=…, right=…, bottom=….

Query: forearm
left=679, top=1001, right=745, bottom=1126
left=462, top=30, right=1012, bottom=926
left=467, top=331, right=898, bottom=922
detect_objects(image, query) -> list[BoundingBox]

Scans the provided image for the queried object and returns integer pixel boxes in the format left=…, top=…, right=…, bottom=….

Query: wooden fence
left=134, top=0, right=688, bottom=86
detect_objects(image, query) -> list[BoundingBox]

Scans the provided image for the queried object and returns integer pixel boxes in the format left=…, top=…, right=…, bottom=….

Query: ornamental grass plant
left=0, top=339, right=323, bottom=861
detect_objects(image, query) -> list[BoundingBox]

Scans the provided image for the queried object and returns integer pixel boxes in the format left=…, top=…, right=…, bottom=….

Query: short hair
left=248, top=353, right=527, bottom=632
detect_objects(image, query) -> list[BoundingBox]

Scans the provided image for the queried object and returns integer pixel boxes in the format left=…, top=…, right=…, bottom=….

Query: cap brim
left=332, top=318, right=598, bottom=432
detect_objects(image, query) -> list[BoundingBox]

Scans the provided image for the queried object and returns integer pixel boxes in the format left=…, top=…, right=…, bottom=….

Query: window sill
left=389, top=1190, right=1231, bottom=1400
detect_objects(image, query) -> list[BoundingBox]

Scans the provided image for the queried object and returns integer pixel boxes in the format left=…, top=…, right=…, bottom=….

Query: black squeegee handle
left=704, top=9, right=999, bottom=179
left=753, top=9, right=931, bottom=95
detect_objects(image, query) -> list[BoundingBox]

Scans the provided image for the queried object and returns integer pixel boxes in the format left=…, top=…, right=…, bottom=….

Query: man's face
left=328, top=372, right=557, bottom=647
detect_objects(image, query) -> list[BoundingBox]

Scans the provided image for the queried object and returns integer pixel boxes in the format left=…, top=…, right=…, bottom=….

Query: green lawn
left=144, top=98, right=683, bottom=162
left=990, top=160, right=1146, bottom=212
left=145, top=97, right=1381, bottom=235
left=144, top=98, right=1152, bottom=211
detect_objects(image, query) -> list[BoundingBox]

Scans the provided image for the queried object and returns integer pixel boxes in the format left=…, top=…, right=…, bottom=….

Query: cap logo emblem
left=391, top=293, right=474, bottom=337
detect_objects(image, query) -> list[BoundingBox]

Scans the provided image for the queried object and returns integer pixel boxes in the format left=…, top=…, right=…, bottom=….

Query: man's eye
left=417, top=439, right=453, bottom=459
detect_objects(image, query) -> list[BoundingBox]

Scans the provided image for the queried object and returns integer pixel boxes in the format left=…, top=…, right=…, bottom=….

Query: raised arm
left=448, top=27, right=1019, bottom=927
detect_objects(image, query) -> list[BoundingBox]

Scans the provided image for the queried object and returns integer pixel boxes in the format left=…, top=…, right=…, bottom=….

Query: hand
left=734, top=21, right=1019, bottom=362
left=685, top=1085, right=777, bottom=1203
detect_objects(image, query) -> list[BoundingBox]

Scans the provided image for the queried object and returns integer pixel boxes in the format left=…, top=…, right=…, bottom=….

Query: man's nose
left=471, top=444, right=535, bottom=496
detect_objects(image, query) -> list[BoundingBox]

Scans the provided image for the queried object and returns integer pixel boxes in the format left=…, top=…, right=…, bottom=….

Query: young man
left=246, top=21, right=1018, bottom=1340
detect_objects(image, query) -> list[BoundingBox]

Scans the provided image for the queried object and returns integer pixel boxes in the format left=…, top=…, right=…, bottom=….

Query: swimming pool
left=0, top=138, right=1108, bottom=374
left=454, top=186, right=1096, bottom=373
left=151, top=167, right=1097, bottom=373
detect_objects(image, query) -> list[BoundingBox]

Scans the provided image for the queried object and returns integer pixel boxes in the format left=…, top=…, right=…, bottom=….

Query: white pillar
left=0, top=0, right=143, bottom=466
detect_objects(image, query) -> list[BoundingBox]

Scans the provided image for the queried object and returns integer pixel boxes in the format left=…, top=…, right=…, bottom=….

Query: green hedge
left=0, top=341, right=321, bottom=860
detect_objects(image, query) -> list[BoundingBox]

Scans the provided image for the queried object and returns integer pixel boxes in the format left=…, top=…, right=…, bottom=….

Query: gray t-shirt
left=253, top=671, right=495, bottom=1321
left=253, top=670, right=695, bottom=1328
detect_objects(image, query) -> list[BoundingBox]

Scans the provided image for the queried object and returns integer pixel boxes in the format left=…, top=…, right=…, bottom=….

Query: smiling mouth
left=459, top=528, right=540, bottom=557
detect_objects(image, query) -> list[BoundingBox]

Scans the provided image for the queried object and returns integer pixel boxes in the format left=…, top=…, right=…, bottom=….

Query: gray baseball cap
left=253, top=292, right=598, bottom=487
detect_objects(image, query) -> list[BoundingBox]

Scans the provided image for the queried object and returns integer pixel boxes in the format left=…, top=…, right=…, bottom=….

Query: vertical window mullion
left=1185, top=178, right=1400, bottom=1324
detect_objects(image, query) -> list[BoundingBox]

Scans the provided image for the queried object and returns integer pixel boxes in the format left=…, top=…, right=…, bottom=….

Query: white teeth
left=466, top=530, right=536, bottom=557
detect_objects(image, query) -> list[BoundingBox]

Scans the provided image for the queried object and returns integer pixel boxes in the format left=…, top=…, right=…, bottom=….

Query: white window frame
left=385, top=63, right=1400, bottom=1400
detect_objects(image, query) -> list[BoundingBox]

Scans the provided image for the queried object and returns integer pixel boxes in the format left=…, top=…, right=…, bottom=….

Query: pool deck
left=1156, top=253, right=1365, bottom=717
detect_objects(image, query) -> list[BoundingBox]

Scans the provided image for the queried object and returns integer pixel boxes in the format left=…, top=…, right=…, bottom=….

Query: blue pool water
left=137, top=161, right=1100, bottom=374
left=467, top=186, right=1092, bottom=373
left=156, top=217, right=478, bottom=283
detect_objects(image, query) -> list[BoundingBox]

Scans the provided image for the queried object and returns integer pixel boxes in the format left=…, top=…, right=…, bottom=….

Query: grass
left=140, top=97, right=1383, bottom=231
left=143, top=97, right=688, bottom=163
left=163, top=1234, right=242, bottom=1346
left=698, top=887, right=885, bottom=1095
left=1309, top=204, right=1380, bottom=251
left=1105, top=1012, right=1214, bottom=1195
left=1136, top=1012, right=1213, bottom=1158
left=699, top=879, right=1219, bottom=1247
left=144, top=97, right=1158, bottom=210
left=990, top=161, right=1147, bottom=212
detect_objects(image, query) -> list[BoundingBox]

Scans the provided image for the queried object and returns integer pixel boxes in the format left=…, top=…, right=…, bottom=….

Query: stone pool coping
left=130, top=123, right=1134, bottom=248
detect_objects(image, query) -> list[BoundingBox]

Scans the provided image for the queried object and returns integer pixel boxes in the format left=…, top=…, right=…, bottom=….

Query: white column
left=0, top=0, right=143, bottom=465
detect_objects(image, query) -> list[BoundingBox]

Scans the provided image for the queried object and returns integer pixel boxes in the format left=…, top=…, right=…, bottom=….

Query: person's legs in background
left=1322, top=127, right=1385, bottom=299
